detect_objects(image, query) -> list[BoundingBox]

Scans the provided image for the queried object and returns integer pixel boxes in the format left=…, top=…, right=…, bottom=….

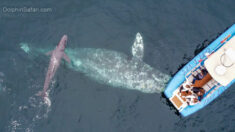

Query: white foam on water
left=10, top=120, right=21, bottom=132
left=20, top=43, right=30, bottom=53
left=0, top=72, right=4, bottom=77
left=7, top=80, right=54, bottom=132
left=43, top=90, right=52, bottom=107
left=8, top=94, right=51, bottom=132
left=0, top=72, right=6, bottom=92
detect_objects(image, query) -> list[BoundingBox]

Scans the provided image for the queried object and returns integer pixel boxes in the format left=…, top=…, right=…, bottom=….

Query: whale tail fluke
left=36, top=91, right=51, bottom=106
left=132, top=32, right=144, bottom=60
left=36, top=91, right=47, bottom=98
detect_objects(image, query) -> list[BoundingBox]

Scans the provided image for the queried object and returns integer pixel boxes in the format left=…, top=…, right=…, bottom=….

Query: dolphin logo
left=38, top=35, right=70, bottom=98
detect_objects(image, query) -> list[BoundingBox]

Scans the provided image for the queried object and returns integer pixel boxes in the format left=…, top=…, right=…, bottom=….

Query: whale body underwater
left=21, top=33, right=170, bottom=93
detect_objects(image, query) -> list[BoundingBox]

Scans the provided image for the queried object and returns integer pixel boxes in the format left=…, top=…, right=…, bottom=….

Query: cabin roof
left=205, top=36, right=235, bottom=86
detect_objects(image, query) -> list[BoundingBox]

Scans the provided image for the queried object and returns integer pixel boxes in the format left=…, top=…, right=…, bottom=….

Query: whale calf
left=21, top=33, right=170, bottom=93
left=39, top=35, right=70, bottom=98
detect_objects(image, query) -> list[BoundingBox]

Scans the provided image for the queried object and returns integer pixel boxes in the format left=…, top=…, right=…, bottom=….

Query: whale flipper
left=131, top=33, right=144, bottom=60
left=63, top=53, right=71, bottom=63
left=46, top=51, right=53, bottom=56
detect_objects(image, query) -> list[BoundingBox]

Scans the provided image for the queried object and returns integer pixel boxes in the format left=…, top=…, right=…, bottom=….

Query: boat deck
left=171, top=96, right=183, bottom=108
left=170, top=64, right=221, bottom=111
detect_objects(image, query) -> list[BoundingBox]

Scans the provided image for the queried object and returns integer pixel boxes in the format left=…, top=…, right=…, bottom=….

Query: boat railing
left=203, top=79, right=221, bottom=98
left=185, top=63, right=203, bottom=79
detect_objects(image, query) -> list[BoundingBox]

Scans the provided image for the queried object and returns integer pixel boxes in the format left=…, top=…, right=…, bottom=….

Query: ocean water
left=1, top=0, right=235, bottom=132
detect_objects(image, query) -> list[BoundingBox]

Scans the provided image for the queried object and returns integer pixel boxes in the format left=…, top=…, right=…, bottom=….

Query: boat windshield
left=205, top=36, right=235, bottom=86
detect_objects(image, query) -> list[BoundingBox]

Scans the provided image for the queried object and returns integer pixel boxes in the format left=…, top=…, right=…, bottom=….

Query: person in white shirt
left=185, top=93, right=199, bottom=105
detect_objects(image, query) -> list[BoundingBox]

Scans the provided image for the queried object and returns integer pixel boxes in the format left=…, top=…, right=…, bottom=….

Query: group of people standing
left=179, top=67, right=208, bottom=105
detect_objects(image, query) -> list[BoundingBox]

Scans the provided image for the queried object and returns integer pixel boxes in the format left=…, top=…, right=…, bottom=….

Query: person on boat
left=179, top=84, right=200, bottom=105
left=197, top=90, right=205, bottom=101
left=179, top=84, right=191, bottom=93
left=192, top=67, right=208, bottom=84
left=179, top=78, right=193, bottom=92
left=191, top=87, right=205, bottom=101
left=180, top=88, right=192, bottom=97
left=179, top=79, right=194, bottom=98
left=185, top=94, right=199, bottom=105
left=180, top=86, right=199, bottom=105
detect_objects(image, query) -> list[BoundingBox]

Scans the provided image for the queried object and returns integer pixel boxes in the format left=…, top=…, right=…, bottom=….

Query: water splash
left=7, top=79, right=54, bottom=132
left=8, top=94, right=51, bottom=132
left=20, top=42, right=52, bottom=58
left=20, top=43, right=30, bottom=53
left=0, top=72, right=6, bottom=92
left=44, top=94, right=51, bottom=107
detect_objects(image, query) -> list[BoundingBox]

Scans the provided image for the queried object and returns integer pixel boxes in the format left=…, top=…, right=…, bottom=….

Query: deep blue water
left=1, top=0, right=235, bottom=132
